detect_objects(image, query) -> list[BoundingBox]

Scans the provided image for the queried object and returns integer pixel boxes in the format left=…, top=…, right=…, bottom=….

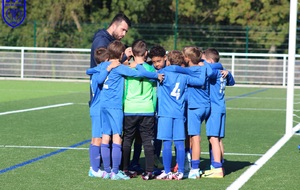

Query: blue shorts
left=100, top=107, right=123, bottom=136
left=187, top=107, right=210, bottom=136
left=91, top=115, right=102, bottom=138
left=206, top=112, right=226, bottom=138
left=157, top=117, right=186, bottom=141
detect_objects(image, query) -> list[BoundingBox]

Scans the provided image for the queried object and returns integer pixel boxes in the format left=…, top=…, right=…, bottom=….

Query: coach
left=90, top=13, right=132, bottom=68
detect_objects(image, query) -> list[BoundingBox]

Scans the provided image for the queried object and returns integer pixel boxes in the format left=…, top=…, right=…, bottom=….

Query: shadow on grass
left=200, top=158, right=254, bottom=175
left=126, top=156, right=254, bottom=176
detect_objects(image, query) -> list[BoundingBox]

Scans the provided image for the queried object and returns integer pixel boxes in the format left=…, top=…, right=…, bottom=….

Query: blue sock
left=112, top=143, right=122, bottom=174
left=191, top=160, right=200, bottom=170
left=162, top=140, right=172, bottom=173
left=131, top=142, right=142, bottom=166
left=100, top=143, right=111, bottom=173
left=174, top=140, right=185, bottom=173
left=211, top=161, right=222, bottom=169
left=89, top=144, right=100, bottom=172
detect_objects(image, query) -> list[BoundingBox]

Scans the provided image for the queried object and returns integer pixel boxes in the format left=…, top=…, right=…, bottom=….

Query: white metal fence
left=0, top=46, right=299, bottom=86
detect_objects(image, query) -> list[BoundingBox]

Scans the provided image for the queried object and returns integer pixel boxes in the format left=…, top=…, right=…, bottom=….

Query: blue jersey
left=208, top=62, right=235, bottom=113
left=86, top=61, right=110, bottom=116
left=188, top=65, right=210, bottom=108
left=100, top=64, right=158, bottom=109
left=157, top=65, right=206, bottom=119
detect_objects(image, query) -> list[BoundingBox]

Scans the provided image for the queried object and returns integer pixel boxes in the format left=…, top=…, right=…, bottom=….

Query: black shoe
left=128, top=164, right=144, bottom=175
left=124, top=170, right=137, bottom=178
left=141, top=172, right=154, bottom=180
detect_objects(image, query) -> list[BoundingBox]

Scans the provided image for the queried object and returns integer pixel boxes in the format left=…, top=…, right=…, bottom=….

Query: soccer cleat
left=208, top=165, right=225, bottom=175
left=124, top=170, right=137, bottom=178
left=101, top=171, right=111, bottom=179
left=153, top=168, right=163, bottom=176
left=188, top=169, right=200, bottom=179
left=141, top=172, right=154, bottom=180
left=128, top=164, right=144, bottom=175
left=172, top=172, right=184, bottom=180
left=88, top=167, right=104, bottom=178
left=110, top=170, right=130, bottom=180
left=201, top=167, right=224, bottom=178
left=156, top=171, right=173, bottom=180
left=154, top=156, right=164, bottom=169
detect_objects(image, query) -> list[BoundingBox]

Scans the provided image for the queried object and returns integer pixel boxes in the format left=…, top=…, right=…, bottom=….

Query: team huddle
left=86, top=13, right=235, bottom=181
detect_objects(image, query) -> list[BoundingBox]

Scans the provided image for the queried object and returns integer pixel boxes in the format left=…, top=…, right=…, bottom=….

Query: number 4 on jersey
left=170, top=82, right=180, bottom=100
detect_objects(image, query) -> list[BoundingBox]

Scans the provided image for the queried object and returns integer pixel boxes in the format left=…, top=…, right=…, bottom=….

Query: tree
left=214, top=0, right=290, bottom=53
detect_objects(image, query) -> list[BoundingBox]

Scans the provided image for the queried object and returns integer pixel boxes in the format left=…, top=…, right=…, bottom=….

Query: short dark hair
left=94, top=47, right=109, bottom=64
left=204, top=48, right=220, bottom=62
left=107, top=40, right=126, bottom=60
left=149, top=45, right=166, bottom=58
left=109, top=13, right=131, bottom=27
left=132, top=39, right=147, bottom=57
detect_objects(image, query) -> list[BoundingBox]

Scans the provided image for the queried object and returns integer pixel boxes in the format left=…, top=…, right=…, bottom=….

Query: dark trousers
left=122, top=115, right=155, bottom=172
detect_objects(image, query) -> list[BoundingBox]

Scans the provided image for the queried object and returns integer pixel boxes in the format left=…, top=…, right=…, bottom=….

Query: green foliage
left=0, top=0, right=296, bottom=53
left=215, top=0, right=290, bottom=52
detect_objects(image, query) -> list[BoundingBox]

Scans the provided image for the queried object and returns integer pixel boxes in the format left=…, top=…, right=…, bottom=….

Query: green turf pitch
left=0, top=80, right=299, bottom=190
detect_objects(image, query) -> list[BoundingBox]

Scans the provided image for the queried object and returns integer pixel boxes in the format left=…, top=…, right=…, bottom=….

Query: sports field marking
left=0, top=145, right=263, bottom=157
left=0, top=145, right=88, bottom=150
left=227, top=107, right=285, bottom=111
left=227, top=96, right=286, bottom=100
left=0, top=103, right=73, bottom=116
left=0, top=139, right=90, bottom=175
left=226, top=124, right=300, bottom=190
left=226, top=88, right=268, bottom=101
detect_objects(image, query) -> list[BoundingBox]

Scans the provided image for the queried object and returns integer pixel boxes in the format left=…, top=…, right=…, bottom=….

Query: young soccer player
left=182, top=46, right=210, bottom=179
left=155, top=50, right=207, bottom=180
left=96, top=40, right=163, bottom=180
left=168, top=47, right=221, bottom=178
left=122, top=39, right=159, bottom=180
left=148, top=45, right=167, bottom=169
left=148, top=45, right=167, bottom=70
left=127, top=44, right=167, bottom=174
left=201, top=48, right=235, bottom=178
left=86, top=47, right=120, bottom=178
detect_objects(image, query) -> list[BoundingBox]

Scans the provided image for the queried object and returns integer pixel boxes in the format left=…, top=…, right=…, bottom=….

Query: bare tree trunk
left=71, top=10, right=82, bottom=32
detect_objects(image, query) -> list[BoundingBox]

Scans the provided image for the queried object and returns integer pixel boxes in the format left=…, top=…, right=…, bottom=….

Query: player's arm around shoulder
left=186, top=71, right=206, bottom=87
left=135, top=64, right=164, bottom=82
left=226, top=71, right=235, bottom=86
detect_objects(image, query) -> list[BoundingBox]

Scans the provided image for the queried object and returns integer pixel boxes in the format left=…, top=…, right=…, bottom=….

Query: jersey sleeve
left=226, top=71, right=235, bottom=86
left=94, top=69, right=109, bottom=84
left=207, top=61, right=223, bottom=79
left=173, top=66, right=195, bottom=76
left=135, top=64, right=158, bottom=79
left=186, top=70, right=206, bottom=86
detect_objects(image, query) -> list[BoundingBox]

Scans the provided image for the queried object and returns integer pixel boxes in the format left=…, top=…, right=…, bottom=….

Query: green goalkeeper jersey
left=123, top=62, right=157, bottom=115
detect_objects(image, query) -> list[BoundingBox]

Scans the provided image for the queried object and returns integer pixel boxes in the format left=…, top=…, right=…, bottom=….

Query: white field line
left=0, top=145, right=87, bottom=150
left=227, top=107, right=285, bottom=111
left=226, top=123, right=300, bottom=190
left=0, top=145, right=263, bottom=156
left=0, top=103, right=74, bottom=116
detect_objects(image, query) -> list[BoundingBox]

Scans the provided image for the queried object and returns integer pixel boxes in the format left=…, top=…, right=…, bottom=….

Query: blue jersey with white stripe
left=86, top=61, right=110, bottom=116
left=157, top=65, right=205, bottom=119
left=208, top=63, right=235, bottom=113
